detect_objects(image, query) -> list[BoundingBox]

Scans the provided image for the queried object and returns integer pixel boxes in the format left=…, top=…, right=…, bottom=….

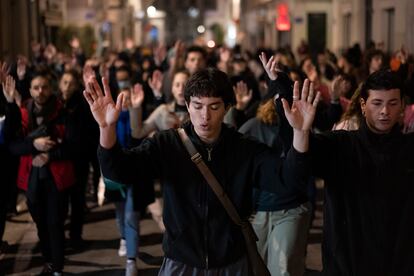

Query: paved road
left=1, top=188, right=323, bottom=275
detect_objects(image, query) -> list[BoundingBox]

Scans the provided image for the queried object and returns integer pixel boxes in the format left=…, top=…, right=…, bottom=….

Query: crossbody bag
left=177, top=128, right=270, bottom=276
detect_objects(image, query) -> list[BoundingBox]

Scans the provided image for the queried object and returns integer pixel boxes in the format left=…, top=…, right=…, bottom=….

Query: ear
left=360, top=98, right=366, bottom=116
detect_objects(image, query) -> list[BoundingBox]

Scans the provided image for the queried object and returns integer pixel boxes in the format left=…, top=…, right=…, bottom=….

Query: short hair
left=115, top=65, right=131, bottom=75
left=184, top=45, right=207, bottom=61
left=173, top=69, right=190, bottom=78
left=184, top=68, right=235, bottom=108
left=30, top=70, right=52, bottom=86
left=360, top=69, right=403, bottom=101
left=366, top=49, right=384, bottom=64
left=62, top=69, right=81, bottom=85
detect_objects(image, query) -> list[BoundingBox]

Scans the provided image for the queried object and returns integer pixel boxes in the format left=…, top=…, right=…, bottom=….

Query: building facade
left=239, top=0, right=413, bottom=57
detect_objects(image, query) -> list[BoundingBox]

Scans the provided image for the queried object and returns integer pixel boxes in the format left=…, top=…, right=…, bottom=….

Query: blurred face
left=340, top=79, right=352, bottom=97
left=186, top=96, right=226, bottom=144
left=302, top=58, right=316, bottom=76
left=172, top=72, right=188, bottom=106
left=185, top=52, right=205, bottom=74
left=370, top=55, right=383, bottom=73
left=59, top=73, right=78, bottom=101
left=116, top=70, right=131, bottom=90
left=361, top=89, right=402, bottom=134
left=232, top=61, right=247, bottom=75
left=30, top=76, right=52, bottom=106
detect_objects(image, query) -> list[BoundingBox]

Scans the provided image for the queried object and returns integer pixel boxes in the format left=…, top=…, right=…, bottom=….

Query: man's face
left=30, top=76, right=52, bottom=106
left=361, top=89, right=402, bottom=134
left=59, top=73, right=77, bottom=101
left=185, top=52, right=205, bottom=74
left=172, top=72, right=188, bottom=106
left=186, top=96, right=226, bottom=143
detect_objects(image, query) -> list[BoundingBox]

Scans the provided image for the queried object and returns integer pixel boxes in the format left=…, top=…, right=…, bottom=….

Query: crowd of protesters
left=1, top=36, right=414, bottom=276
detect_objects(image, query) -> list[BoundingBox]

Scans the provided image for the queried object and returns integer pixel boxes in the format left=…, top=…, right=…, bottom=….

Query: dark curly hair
left=360, top=69, right=403, bottom=101
left=184, top=68, right=235, bottom=108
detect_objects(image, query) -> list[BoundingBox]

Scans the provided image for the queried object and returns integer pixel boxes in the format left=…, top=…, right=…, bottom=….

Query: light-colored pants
left=251, top=203, right=311, bottom=276
left=158, top=256, right=249, bottom=276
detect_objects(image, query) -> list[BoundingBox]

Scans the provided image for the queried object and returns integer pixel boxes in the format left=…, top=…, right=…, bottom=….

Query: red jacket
left=17, top=101, right=75, bottom=191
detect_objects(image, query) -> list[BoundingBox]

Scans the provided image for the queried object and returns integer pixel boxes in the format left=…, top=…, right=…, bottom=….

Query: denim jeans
left=251, top=202, right=311, bottom=276
left=114, top=185, right=140, bottom=258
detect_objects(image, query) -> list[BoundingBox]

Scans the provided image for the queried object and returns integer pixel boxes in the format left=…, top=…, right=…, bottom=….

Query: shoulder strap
left=177, top=128, right=243, bottom=226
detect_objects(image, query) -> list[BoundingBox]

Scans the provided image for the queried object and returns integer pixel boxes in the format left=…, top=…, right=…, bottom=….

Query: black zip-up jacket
left=312, top=121, right=414, bottom=276
left=98, top=121, right=309, bottom=268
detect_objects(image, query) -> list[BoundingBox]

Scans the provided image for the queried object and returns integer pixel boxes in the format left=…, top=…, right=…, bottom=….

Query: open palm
left=84, top=77, right=123, bottom=128
left=282, top=79, right=320, bottom=131
left=130, top=83, right=145, bottom=109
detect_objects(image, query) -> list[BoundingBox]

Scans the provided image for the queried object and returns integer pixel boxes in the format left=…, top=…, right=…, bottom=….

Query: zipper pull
left=206, top=148, right=212, bottom=161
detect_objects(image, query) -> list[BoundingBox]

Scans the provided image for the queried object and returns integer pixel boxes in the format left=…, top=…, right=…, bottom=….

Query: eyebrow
left=371, top=98, right=399, bottom=102
left=192, top=100, right=223, bottom=106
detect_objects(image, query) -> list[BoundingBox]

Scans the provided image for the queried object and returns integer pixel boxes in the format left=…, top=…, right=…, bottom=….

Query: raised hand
left=234, top=81, right=253, bottom=110
left=281, top=79, right=320, bottom=131
left=17, top=56, right=28, bottom=80
left=154, top=44, right=167, bottom=66
left=2, top=75, right=17, bottom=103
left=83, top=64, right=96, bottom=86
left=148, top=70, right=164, bottom=98
left=33, top=136, right=56, bottom=152
left=259, top=52, right=279, bottom=80
left=396, top=46, right=408, bottom=64
left=130, top=83, right=145, bottom=109
left=331, top=75, right=344, bottom=101
left=83, top=77, right=124, bottom=128
left=0, top=61, right=10, bottom=83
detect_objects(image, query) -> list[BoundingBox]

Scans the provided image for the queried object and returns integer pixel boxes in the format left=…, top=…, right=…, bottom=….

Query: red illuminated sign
left=276, top=3, right=291, bottom=31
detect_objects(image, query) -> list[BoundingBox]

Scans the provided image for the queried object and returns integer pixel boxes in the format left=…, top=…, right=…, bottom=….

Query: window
left=384, top=8, right=395, bottom=52
left=343, top=13, right=351, bottom=48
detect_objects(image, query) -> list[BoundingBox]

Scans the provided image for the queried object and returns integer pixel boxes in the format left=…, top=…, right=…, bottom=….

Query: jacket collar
left=182, top=121, right=231, bottom=149
left=358, top=119, right=402, bottom=150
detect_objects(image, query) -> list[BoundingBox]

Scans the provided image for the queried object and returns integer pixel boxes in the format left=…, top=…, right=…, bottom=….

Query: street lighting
left=147, top=6, right=156, bottom=18
left=197, top=25, right=205, bottom=34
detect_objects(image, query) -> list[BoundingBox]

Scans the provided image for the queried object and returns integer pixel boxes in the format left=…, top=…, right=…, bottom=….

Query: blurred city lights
left=188, top=7, right=199, bottom=18
left=147, top=6, right=157, bottom=17
left=197, top=25, right=206, bottom=33
left=207, top=40, right=216, bottom=48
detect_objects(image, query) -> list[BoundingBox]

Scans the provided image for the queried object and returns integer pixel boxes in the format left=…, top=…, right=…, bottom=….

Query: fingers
left=83, top=90, right=94, bottom=106
left=301, top=79, right=310, bottom=101
left=281, top=98, right=291, bottom=116
left=115, top=92, right=124, bottom=111
left=91, top=77, right=103, bottom=98
left=102, top=77, right=112, bottom=99
left=259, top=52, right=267, bottom=66
left=87, top=82, right=98, bottom=101
left=312, top=91, right=321, bottom=108
left=292, top=81, right=300, bottom=101
left=270, top=57, right=277, bottom=72
left=120, top=91, right=129, bottom=109
left=307, top=82, right=314, bottom=103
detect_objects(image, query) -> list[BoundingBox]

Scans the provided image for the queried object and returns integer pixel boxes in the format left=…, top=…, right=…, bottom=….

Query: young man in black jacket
left=83, top=68, right=316, bottom=275
left=284, top=69, right=414, bottom=276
